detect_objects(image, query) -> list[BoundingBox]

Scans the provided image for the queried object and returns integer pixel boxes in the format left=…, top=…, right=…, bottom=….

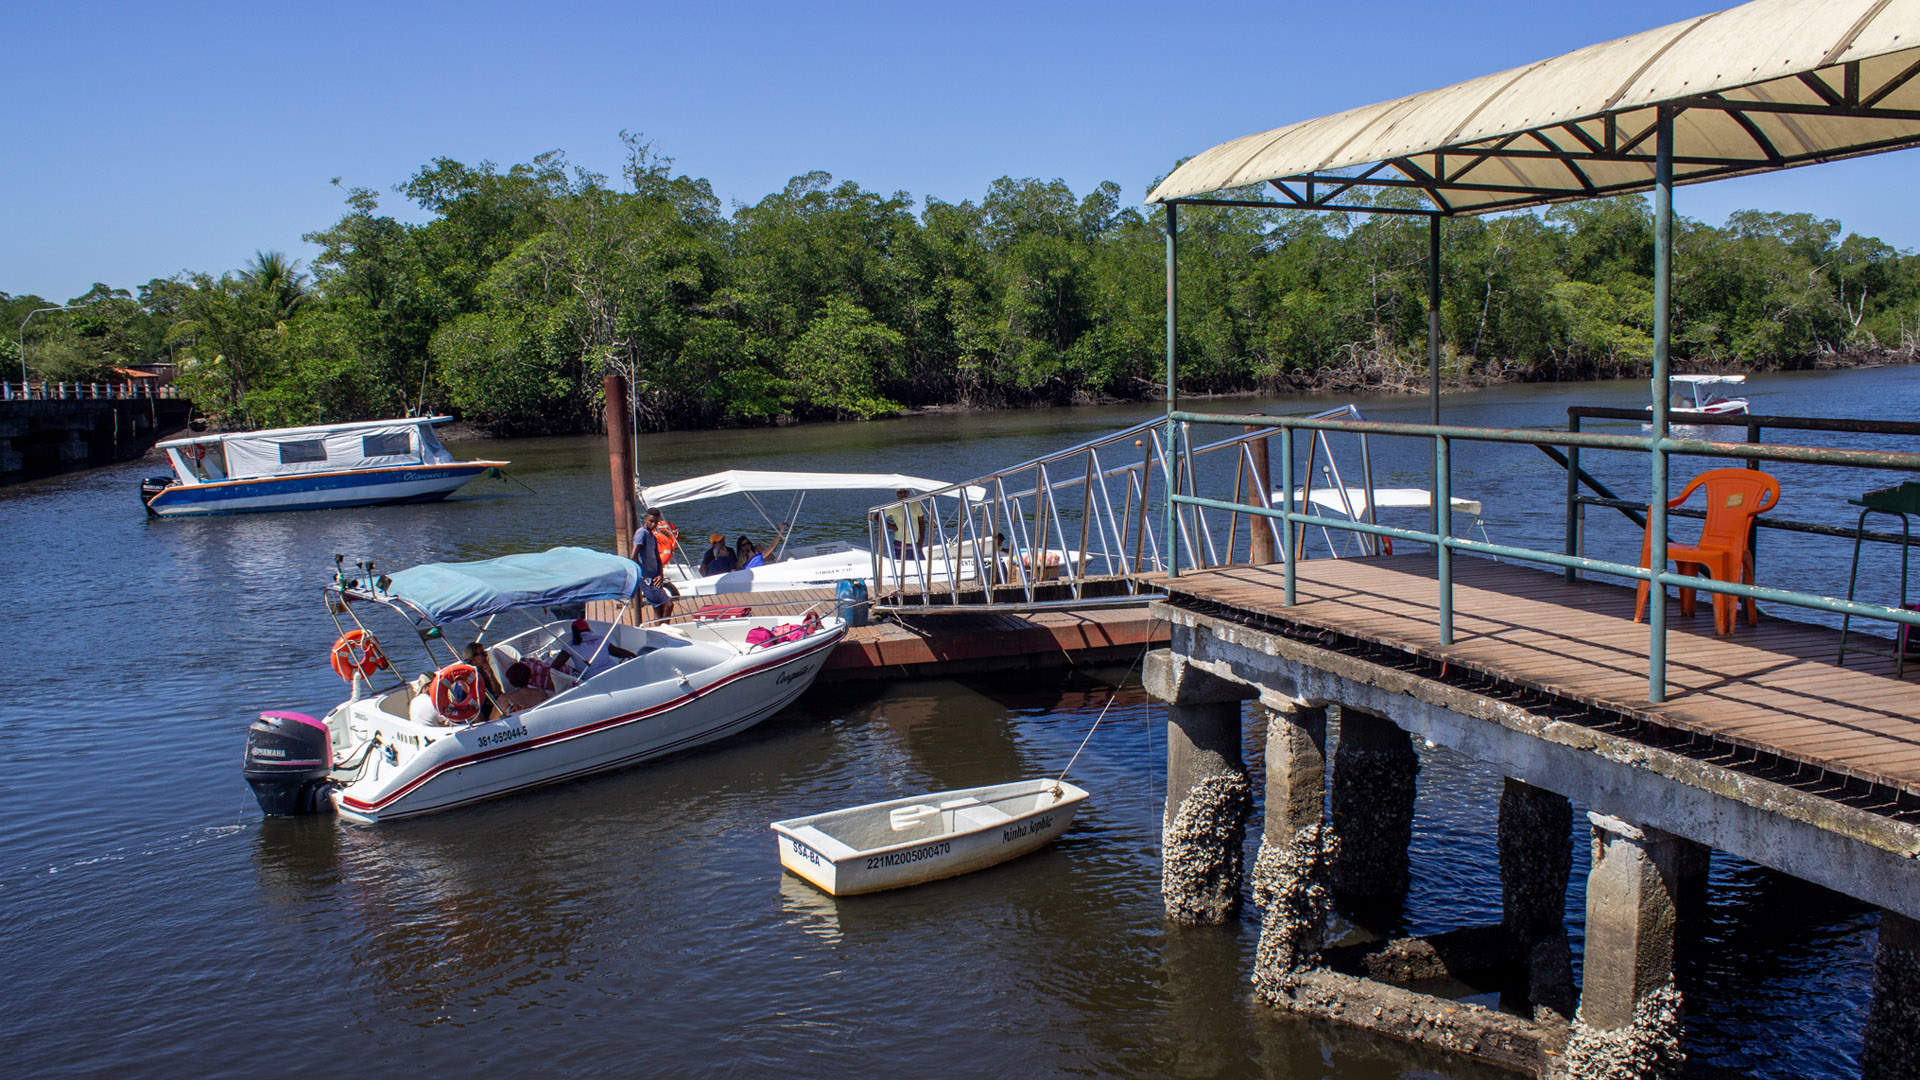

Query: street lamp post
left=18, top=304, right=75, bottom=397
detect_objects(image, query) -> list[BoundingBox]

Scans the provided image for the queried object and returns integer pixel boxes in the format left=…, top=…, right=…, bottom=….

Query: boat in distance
left=772, top=778, right=1089, bottom=895
left=142, top=416, right=507, bottom=516
left=241, top=547, right=846, bottom=823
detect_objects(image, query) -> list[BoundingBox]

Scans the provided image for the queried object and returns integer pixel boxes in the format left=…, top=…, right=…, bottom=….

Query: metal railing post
left=1565, top=413, right=1582, bottom=582
left=1649, top=106, right=1674, bottom=704
left=1437, top=434, right=1454, bottom=646
left=1281, top=426, right=1296, bottom=606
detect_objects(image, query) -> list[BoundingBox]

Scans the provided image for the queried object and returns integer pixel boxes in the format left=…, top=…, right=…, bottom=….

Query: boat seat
left=953, top=804, right=1013, bottom=829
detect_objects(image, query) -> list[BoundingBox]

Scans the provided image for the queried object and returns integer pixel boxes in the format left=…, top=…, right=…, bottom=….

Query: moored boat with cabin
left=142, top=416, right=507, bottom=516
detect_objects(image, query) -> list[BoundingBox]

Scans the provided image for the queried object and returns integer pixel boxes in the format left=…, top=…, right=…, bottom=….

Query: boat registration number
left=866, top=840, right=950, bottom=870
left=477, top=725, right=528, bottom=749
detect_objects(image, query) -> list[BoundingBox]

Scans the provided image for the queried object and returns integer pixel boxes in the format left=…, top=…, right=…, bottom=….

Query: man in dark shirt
left=699, top=532, right=737, bottom=577
left=631, top=508, right=675, bottom=622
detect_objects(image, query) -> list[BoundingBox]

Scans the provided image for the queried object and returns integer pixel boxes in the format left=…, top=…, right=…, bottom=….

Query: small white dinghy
left=772, top=778, right=1089, bottom=896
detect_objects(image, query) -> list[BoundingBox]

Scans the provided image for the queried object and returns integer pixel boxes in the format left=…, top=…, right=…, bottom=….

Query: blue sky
left=6, top=0, right=1916, bottom=300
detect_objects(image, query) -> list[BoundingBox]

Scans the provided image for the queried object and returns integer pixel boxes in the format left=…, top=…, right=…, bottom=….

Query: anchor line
left=1054, top=616, right=1161, bottom=792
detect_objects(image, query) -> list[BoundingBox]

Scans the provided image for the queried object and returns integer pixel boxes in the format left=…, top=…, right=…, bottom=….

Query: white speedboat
left=1658, top=376, right=1751, bottom=422
left=772, top=778, right=1089, bottom=895
left=241, top=546, right=846, bottom=823
left=142, top=416, right=507, bottom=517
left=638, top=470, right=996, bottom=596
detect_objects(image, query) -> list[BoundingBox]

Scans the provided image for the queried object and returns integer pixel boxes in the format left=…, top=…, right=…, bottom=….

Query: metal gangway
left=867, top=405, right=1392, bottom=614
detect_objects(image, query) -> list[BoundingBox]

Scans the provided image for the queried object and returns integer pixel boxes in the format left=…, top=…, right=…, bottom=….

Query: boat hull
left=146, top=461, right=503, bottom=517
left=332, top=623, right=844, bottom=823
left=773, top=779, right=1089, bottom=896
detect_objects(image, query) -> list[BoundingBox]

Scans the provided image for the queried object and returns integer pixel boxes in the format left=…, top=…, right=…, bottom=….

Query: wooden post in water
left=605, top=373, right=636, bottom=557
left=1246, top=425, right=1276, bottom=566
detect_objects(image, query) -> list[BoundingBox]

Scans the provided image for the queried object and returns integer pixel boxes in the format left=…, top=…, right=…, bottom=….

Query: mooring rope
left=1053, top=615, right=1161, bottom=792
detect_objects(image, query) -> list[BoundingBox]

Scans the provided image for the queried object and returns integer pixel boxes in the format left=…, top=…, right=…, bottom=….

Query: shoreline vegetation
left=7, top=134, right=1919, bottom=437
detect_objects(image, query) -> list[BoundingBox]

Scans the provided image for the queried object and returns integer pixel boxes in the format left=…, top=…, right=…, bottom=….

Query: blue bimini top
left=381, top=546, right=640, bottom=624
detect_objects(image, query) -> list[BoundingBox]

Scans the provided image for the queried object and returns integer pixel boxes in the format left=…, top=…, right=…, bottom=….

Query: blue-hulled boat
left=141, top=416, right=507, bottom=517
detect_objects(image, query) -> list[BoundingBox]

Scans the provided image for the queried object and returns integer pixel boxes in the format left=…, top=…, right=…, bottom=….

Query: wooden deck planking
left=1152, top=555, right=1920, bottom=795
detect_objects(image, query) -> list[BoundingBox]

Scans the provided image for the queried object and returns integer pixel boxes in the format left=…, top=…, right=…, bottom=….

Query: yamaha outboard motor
left=243, top=711, right=336, bottom=815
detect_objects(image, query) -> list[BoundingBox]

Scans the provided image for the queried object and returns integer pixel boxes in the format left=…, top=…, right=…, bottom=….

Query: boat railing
left=867, top=405, right=1382, bottom=612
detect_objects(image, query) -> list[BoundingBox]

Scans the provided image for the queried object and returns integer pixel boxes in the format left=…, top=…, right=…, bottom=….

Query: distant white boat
left=1660, top=374, right=1750, bottom=420
left=772, top=778, right=1089, bottom=895
left=1270, top=485, right=1489, bottom=558
left=142, top=416, right=506, bottom=517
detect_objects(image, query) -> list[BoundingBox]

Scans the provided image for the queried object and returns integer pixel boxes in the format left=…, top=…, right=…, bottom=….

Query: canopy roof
left=157, top=415, right=452, bottom=450
left=639, top=470, right=987, bottom=508
left=377, top=546, right=639, bottom=624
left=1149, top=0, right=1920, bottom=215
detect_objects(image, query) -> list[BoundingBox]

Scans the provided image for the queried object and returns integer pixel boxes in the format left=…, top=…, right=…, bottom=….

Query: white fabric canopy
left=179, top=420, right=455, bottom=480
left=1150, top=0, right=1920, bottom=214
left=1274, top=487, right=1484, bottom=519
left=639, top=470, right=987, bottom=508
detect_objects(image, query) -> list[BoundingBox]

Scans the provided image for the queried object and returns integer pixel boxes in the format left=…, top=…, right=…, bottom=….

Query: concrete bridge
left=0, top=396, right=193, bottom=483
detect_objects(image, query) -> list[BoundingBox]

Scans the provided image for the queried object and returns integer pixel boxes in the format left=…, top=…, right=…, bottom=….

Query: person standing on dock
left=884, top=488, right=928, bottom=560
left=631, top=508, right=675, bottom=622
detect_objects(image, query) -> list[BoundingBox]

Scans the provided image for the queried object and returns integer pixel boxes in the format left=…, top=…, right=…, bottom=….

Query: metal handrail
left=1166, top=408, right=1920, bottom=704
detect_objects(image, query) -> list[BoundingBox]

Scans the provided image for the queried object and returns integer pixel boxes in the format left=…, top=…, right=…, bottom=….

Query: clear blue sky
left=6, top=0, right=1915, bottom=301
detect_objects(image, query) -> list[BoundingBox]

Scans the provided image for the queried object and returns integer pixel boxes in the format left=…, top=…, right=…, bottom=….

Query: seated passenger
left=735, top=535, right=766, bottom=569
left=466, top=641, right=504, bottom=722
left=498, top=662, right=551, bottom=713
left=699, top=532, right=737, bottom=577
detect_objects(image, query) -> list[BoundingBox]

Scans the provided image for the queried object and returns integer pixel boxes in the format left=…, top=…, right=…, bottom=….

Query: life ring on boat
left=187, top=442, right=209, bottom=463
left=1381, top=537, right=1393, bottom=555
left=329, top=630, right=388, bottom=680
left=432, top=663, right=482, bottom=723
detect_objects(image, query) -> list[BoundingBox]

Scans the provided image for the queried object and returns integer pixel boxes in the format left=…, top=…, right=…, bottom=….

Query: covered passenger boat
left=241, top=546, right=846, bottom=823
left=142, top=416, right=507, bottom=517
left=638, top=470, right=994, bottom=596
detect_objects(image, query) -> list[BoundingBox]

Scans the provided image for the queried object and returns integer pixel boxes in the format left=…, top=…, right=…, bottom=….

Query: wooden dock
left=1152, top=554, right=1920, bottom=800
left=585, top=587, right=1165, bottom=680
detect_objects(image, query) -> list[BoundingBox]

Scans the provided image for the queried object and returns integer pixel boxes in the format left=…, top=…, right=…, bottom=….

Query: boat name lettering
left=1002, top=815, right=1053, bottom=843
left=776, top=668, right=807, bottom=685
left=477, top=725, right=529, bottom=749
left=787, top=840, right=823, bottom=866
left=865, top=840, right=950, bottom=870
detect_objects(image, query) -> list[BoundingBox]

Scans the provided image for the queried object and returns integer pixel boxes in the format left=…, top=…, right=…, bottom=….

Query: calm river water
left=5, top=368, right=1918, bottom=1078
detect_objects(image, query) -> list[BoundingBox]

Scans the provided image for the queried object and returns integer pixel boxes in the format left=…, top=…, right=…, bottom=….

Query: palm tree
left=239, top=250, right=311, bottom=324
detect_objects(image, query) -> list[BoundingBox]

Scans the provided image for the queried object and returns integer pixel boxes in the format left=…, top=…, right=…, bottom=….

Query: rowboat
left=241, top=546, right=845, bottom=823
left=772, top=778, right=1089, bottom=895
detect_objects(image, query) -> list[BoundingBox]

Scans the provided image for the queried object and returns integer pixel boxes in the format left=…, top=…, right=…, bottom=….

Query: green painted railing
left=1165, top=409, right=1920, bottom=703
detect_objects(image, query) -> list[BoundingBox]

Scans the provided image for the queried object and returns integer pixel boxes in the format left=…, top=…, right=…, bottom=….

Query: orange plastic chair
left=1633, top=468, right=1780, bottom=635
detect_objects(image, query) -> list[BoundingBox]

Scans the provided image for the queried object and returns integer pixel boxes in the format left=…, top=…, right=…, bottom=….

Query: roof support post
left=1428, top=213, right=1443, bottom=549
left=1165, top=202, right=1181, bottom=579
left=1649, top=107, right=1674, bottom=705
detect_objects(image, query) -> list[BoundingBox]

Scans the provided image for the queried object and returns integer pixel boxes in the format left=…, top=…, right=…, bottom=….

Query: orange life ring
left=432, top=663, right=482, bottom=723
left=188, top=443, right=208, bottom=463
left=329, top=630, right=388, bottom=681
left=1382, top=537, right=1394, bottom=555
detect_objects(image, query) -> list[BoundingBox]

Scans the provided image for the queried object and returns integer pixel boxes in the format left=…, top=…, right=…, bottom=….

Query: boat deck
left=1149, top=555, right=1920, bottom=798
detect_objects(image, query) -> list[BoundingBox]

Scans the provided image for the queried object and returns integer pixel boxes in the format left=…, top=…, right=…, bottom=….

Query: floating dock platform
left=586, top=587, right=1165, bottom=679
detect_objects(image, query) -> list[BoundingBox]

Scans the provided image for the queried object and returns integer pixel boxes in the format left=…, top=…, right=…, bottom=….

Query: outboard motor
left=139, top=475, right=174, bottom=513
left=243, top=711, right=336, bottom=815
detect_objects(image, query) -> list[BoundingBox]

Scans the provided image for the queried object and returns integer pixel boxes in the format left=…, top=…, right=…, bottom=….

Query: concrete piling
left=1862, top=911, right=1920, bottom=1080
left=1329, top=708, right=1420, bottom=913
left=1499, top=778, right=1576, bottom=1022
left=1564, top=813, right=1686, bottom=1080
left=1146, top=651, right=1254, bottom=924
left=1249, top=701, right=1334, bottom=998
